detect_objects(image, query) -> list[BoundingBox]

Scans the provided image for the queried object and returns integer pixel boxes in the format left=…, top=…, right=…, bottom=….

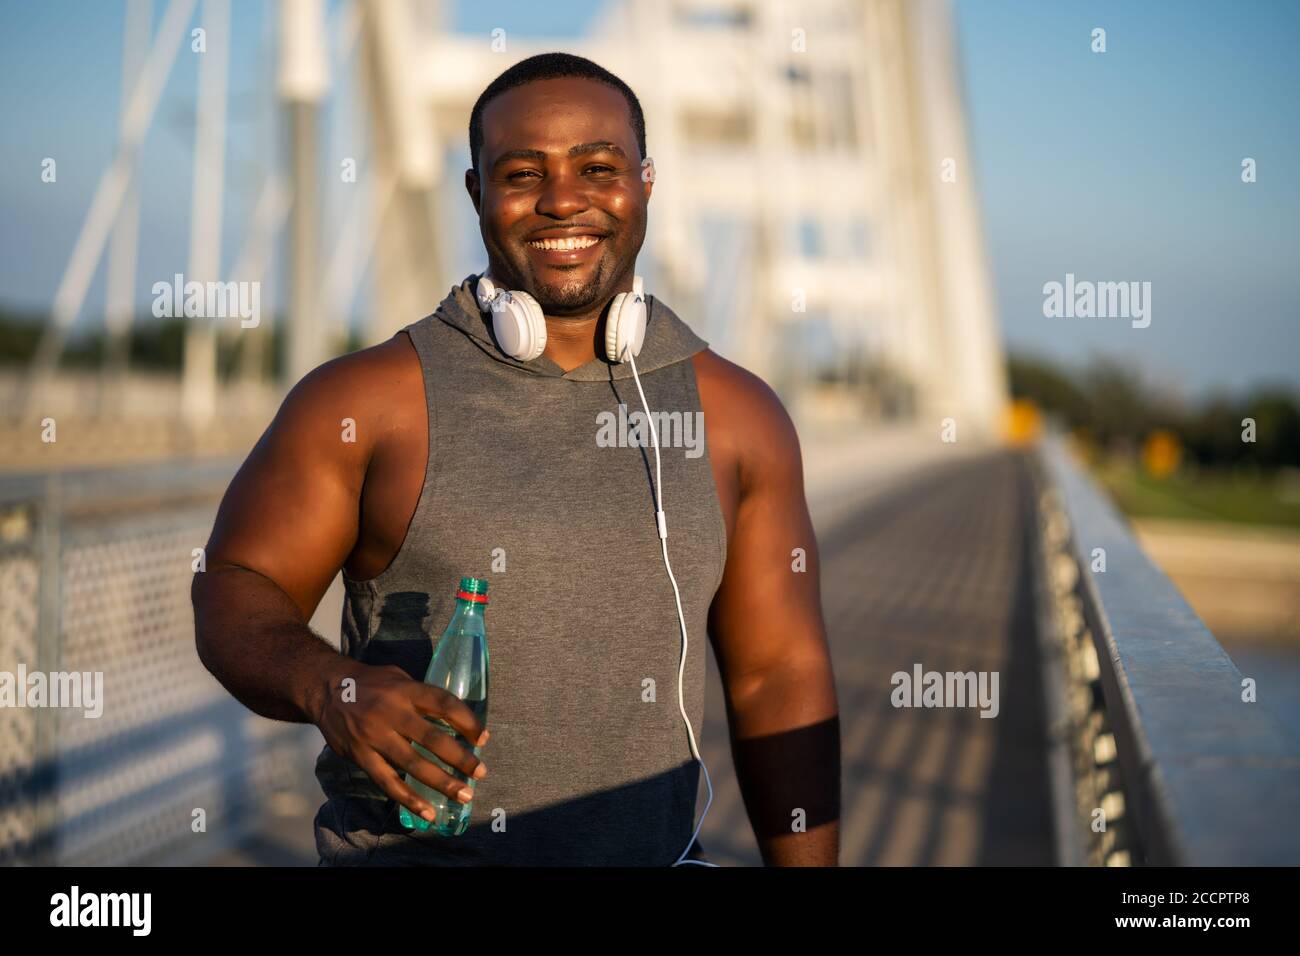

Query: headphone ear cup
left=475, top=274, right=499, bottom=313
left=605, top=293, right=627, bottom=362
left=492, top=289, right=547, bottom=361
left=605, top=289, right=647, bottom=363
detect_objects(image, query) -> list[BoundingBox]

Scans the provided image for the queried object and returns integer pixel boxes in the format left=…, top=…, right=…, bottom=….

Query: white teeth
left=528, top=236, right=601, bottom=251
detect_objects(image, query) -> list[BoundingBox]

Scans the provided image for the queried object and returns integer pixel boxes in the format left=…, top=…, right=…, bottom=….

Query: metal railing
left=1032, top=436, right=1300, bottom=866
left=0, top=459, right=323, bottom=865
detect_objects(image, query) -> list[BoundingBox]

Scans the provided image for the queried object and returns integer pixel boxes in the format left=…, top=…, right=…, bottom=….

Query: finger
left=398, top=713, right=487, bottom=782
left=411, top=685, right=488, bottom=746
left=375, top=730, right=476, bottom=805
left=354, top=748, right=439, bottom=822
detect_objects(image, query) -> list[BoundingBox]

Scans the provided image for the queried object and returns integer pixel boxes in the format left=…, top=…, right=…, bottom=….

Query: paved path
left=698, top=448, right=1055, bottom=865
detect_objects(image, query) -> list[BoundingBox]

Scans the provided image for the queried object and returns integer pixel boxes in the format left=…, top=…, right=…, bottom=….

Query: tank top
left=313, top=274, right=728, bottom=865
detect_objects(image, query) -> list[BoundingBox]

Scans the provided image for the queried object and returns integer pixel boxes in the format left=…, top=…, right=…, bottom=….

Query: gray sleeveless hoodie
left=313, top=274, right=728, bottom=866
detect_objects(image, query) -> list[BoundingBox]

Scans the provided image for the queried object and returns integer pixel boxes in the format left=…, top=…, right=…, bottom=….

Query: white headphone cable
left=625, top=344, right=718, bottom=868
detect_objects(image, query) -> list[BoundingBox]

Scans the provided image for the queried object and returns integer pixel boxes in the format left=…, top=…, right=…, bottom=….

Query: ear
left=640, top=157, right=655, bottom=201
left=465, top=168, right=482, bottom=215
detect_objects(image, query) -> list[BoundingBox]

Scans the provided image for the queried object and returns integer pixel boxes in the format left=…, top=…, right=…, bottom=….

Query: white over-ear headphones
left=475, top=273, right=648, bottom=364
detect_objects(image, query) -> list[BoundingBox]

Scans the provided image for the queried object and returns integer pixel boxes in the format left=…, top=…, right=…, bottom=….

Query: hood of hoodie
left=431, top=273, right=709, bottom=382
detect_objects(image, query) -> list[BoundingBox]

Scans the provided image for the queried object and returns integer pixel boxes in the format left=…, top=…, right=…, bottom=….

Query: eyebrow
left=490, top=141, right=627, bottom=170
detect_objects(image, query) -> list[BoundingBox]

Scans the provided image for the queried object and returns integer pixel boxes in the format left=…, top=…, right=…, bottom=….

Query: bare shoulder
left=287, top=331, right=421, bottom=410
left=692, top=348, right=803, bottom=493
left=269, top=332, right=424, bottom=453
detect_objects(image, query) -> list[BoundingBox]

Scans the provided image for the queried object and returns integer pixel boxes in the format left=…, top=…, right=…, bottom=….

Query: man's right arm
left=191, top=341, right=489, bottom=821
left=192, top=352, right=371, bottom=726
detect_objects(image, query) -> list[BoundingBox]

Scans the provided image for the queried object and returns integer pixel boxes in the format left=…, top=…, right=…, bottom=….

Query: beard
left=520, top=255, right=610, bottom=314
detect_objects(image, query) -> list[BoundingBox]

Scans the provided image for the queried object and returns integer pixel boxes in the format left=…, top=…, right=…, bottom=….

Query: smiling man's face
left=467, top=77, right=650, bottom=316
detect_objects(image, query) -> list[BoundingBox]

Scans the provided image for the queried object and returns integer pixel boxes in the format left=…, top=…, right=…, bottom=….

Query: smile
left=526, top=235, right=603, bottom=251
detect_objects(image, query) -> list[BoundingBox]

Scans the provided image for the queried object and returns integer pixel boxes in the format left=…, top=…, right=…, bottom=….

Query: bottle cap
left=456, top=577, right=489, bottom=603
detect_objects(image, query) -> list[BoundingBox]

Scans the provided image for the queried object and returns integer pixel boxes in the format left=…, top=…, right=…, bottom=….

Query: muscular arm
left=698, top=352, right=841, bottom=866
left=192, top=341, right=401, bottom=725
left=194, top=337, right=491, bottom=823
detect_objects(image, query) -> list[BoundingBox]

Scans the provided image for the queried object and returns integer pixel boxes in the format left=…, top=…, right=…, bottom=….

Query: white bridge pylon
left=22, top=0, right=1007, bottom=438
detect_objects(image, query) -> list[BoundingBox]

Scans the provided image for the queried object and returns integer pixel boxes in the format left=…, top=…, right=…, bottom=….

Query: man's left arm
left=704, top=363, right=840, bottom=866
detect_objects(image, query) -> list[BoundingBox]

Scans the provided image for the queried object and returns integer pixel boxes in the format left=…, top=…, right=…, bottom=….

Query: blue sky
left=0, top=0, right=1295, bottom=401
left=952, top=0, right=1300, bottom=400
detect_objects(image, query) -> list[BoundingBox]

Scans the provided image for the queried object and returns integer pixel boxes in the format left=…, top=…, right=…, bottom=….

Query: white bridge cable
left=24, top=0, right=198, bottom=414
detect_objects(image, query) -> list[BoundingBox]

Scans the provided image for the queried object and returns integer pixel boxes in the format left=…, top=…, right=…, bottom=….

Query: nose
left=534, top=166, right=590, bottom=220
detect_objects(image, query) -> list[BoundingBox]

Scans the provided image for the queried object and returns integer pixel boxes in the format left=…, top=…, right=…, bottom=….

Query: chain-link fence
left=0, top=461, right=325, bottom=866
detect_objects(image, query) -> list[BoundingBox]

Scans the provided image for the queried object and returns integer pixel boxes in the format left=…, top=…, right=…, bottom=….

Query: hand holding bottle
left=313, top=659, right=489, bottom=825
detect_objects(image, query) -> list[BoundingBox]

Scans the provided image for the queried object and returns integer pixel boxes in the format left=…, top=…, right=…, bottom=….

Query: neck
left=541, top=309, right=609, bottom=373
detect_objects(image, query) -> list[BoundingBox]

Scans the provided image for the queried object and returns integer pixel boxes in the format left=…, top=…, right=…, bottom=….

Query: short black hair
left=468, top=52, right=647, bottom=174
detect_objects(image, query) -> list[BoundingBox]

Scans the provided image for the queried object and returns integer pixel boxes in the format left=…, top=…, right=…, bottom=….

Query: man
left=193, top=52, right=839, bottom=866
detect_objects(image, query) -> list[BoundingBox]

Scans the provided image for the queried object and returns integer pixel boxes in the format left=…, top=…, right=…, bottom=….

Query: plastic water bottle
left=398, top=576, right=489, bottom=836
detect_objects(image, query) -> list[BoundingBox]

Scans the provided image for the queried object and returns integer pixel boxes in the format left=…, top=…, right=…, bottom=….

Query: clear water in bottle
left=398, top=576, right=489, bottom=836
